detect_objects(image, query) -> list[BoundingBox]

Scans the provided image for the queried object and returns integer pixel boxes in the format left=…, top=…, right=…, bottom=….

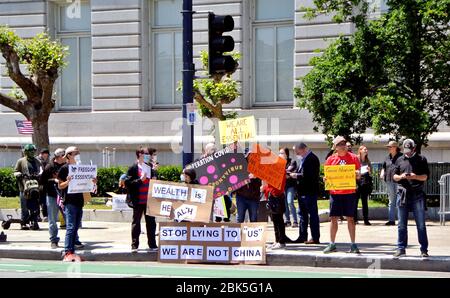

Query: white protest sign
left=139, top=163, right=151, bottom=178
left=152, top=183, right=189, bottom=201
left=224, top=227, right=241, bottom=242
left=190, top=188, right=207, bottom=203
left=160, top=226, right=188, bottom=241
left=206, top=246, right=230, bottom=262
left=68, top=165, right=97, bottom=194
left=243, top=226, right=265, bottom=241
left=213, top=196, right=228, bottom=218
left=190, top=227, right=222, bottom=242
left=231, top=247, right=264, bottom=261
left=160, top=201, right=172, bottom=216
left=111, top=194, right=131, bottom=211
left=180, top=245, right=203, bottom=260
left=174, top=204, right=198, bottom=222
left=159, top=245, right=179, bottom=260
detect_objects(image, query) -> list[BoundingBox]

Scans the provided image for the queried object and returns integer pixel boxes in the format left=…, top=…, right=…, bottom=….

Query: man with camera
left=13, top=144, right=43, bottom=230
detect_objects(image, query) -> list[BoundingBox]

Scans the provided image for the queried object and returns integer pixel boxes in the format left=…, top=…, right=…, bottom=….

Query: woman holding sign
left=323, top=136, right=361, bottom=254
left=355, top=145, right=373, bottom=225
left=125, top=147, right=157, bottom=253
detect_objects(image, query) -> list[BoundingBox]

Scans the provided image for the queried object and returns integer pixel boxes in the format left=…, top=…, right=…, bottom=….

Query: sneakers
left=284, top=222, right=291, bottom=227
left=62, top=252, right=77, bottom=262
left=323, top=243, right=337, bottom=254
left=51, top=242, right=59, bottom=249
left=292, top=223, right=299, bottom=228
left=364, top=221, right=371, bottom=226
left=305, top=239, right=320, bottom=244
left=385, top=221, right=395, bottom=226
left=42, top=217, right=48, bottom=223
left=148, top=247, right=159, bottom=252
left=271, top=243, right=286, bottom=250
left=421, top=251, right=429, bottom=258
left=349, top=244, right=360, bottom=254
left=30, top=222, right=40, bottom=230
left=75, top=242, right=85, bottom=249
left=393, top=249, right=406, bottom=258
left=20, top=224, right=30, bottom=230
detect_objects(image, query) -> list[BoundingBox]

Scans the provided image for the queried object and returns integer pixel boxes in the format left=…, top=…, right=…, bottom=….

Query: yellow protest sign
left=324, top=165, right=356, bottom=190
left=219, top=116, right=256, bottom=144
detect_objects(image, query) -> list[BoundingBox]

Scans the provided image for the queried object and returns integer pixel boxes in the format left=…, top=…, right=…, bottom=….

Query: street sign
left=187, top=103, right=196, bottom=125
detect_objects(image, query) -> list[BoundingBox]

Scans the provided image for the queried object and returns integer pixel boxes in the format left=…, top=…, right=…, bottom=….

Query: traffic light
left=208, top=12, right=237, bottom=75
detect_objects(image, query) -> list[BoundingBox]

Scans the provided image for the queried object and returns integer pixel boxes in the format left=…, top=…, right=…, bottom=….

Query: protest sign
left=158, top=222, right=267, bottom=264
left=324, top=165, right=356, bottom=190
left=218, top=116, right=256, bottom=144
left=68, top=165, right=97, bottom=194
left=213, top=196, right=228, bottom=219
left=247, top=144, right=286, bottom=190
left=146, top=180, right=214, bottom=222
left=186, top=143, right=250, bottom=198
left=108, top=194, right=131, bottom=211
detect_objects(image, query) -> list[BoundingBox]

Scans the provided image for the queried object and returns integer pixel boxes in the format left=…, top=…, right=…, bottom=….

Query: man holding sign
left=323, top=136, right=361, bottom=254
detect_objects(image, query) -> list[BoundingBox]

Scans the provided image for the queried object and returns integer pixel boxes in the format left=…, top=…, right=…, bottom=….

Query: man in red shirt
left=323, top=136, right=361, bottom=254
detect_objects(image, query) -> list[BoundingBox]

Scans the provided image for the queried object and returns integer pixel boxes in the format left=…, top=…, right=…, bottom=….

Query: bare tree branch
left=0, top=92, right=27, bottom=115
left=193, top=90, right=226, bottom=120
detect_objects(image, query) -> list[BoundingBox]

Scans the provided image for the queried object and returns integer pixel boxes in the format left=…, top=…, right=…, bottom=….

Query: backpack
left=24, top=179, right=40, bottom=200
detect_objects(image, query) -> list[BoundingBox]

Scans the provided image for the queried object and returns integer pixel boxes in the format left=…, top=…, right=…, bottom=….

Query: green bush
left=95, top=166, right=128, bottom=197
left=157, top=165, right=183, bottom=182
left=0, top=167, right=19, bottom=197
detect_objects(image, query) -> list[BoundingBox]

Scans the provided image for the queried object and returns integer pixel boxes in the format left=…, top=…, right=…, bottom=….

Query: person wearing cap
left=323, top=136, right=361, bottom=254
left=393, top=139, right=430, bottom=258
left=290, top=142, right=321, bottom=244
left=37, top=148, right=50, bottom=222
left=13, top=144, right=43, bottom=230
left=41, top=148, right=66, bottom=248
left=58, top=146, right=96, bottom=261
left=380, top=141, right=403, bottom=225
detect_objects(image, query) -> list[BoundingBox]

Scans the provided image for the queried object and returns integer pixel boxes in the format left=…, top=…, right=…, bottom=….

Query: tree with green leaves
left=295, top=0, right=450, bottom=151
left=0, top=27, right=67, bottom=151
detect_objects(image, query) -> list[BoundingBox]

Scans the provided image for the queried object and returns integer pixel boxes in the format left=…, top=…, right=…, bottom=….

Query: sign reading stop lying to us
left=158, top=222, right=267, bottom=265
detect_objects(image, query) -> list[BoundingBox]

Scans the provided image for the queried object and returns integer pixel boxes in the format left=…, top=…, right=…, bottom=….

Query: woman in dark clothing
left=355, top=145, right=373, bottom=225
left=125, top=146, right=157, bottom=253
left=279, top=148, right=298, bottom=227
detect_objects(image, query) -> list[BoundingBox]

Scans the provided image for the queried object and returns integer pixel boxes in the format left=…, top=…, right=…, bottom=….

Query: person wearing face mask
left=14, top=144, right=43, bottom=230
left=147, top=147, right=159, bottom=179
left=392, top=139, right=430, bottom=258
left=58, top=146, right=97, bottom=261
left=290, top=142, right=321, bottom=244
left=124, top=146, right=157, bottom=253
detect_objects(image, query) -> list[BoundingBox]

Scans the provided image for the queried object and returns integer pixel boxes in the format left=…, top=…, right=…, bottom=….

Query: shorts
left=329, top=193, right=357, bottom=217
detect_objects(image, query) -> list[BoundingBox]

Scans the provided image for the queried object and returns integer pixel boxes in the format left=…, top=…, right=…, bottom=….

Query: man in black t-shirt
left=393, top=139, right=430, bottom=258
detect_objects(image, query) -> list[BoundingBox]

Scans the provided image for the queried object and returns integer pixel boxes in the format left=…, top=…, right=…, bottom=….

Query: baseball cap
left=332, top=136, right=347, bottom=149
left=402, top=139, right=415, bottom=153
left=40, top=148, right=50, bottom=154
left=385, top=141, right=399, bottom=147
left=54, top=148, right=65, bottom=157
left=64, top=146, right=79, bottom=158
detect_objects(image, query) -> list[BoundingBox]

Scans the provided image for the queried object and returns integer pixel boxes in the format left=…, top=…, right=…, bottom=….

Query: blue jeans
left=64, top=203, right=83, bottom=253
left=46, top=195, right=60, bottom=243
left=298, top=194, right=320, bottom=241
left=386, top=181, right=397, bottom=222
left=284, top=187, right=298, bottom=224
left=397, top=192, right=428, bottom=253
left=236, top=195, right=259, bottom=223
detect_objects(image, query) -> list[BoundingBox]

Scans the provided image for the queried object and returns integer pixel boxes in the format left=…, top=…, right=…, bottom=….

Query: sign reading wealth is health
left=146, top=180, right=214, bottom=222
left=158, top=222, right=267, bottom=265
left=186, top=143, right=250, bottom=198
left=324, top=165, right=356, bottom=190
left=247, top=144, right=287, bottom=191
left=68, top=165, right=97, bottom=194
left=219, top=116, right=256, bottom=144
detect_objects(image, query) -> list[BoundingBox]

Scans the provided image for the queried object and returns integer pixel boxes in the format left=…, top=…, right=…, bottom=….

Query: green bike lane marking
left=0, top=260, right=413, bottom=278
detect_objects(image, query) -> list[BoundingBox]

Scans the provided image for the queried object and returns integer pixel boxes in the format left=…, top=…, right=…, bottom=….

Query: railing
left=438, top=174, right=450, bottom=226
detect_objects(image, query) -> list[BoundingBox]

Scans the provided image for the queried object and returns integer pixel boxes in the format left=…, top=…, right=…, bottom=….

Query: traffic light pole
left=182, top=0, right=194, bottom=168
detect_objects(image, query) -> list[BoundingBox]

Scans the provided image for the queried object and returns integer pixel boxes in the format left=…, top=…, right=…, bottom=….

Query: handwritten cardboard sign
left=219, top=116, right=256, bottom=144
left=247, top=144, right=286, bottom=190
left=158, top=222, right=267, bottom=264
left=68, top=165, right=97, bottom=194
left=146, top=180, right=214, bottom=222
left=186, top=143, right=250, bottom=198
left=324, top=165, right=356, bottom=190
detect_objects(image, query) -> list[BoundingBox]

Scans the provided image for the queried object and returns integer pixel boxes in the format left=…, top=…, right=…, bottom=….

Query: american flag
left=15, top=120, right=33, bottom=135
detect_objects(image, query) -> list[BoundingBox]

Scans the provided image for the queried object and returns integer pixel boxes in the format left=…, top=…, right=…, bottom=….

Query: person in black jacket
left=234, top=173, right=261, bottom=223
left=125, top=146, right=157, bottom=253
left=290, top=142, right=321, bottom=244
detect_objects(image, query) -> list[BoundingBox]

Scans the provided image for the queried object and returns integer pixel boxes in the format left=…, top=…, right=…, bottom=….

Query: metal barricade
left=438, top=174, right=450, bottom=226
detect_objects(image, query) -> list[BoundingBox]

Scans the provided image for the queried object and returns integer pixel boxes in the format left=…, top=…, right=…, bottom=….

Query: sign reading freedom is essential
left=158, top=222, right=267, bottom=265
left=324, top=165, right=356, bottom=190
left=219, top=116, right=256, bottom=144
left=186, top=143, right=250, bottom=199
left=68, top=165, right=97, bottom=194
left=146, top=180, right=214, bottom=222
left=247, top=144, right=287, bottom=190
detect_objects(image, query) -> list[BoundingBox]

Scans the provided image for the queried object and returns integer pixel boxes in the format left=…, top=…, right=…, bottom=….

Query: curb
left=1, top=246, right=448, bottom=272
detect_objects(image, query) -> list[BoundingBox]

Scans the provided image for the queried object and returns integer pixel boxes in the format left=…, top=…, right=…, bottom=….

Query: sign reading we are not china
left=158, top=222, right=267, bottom=265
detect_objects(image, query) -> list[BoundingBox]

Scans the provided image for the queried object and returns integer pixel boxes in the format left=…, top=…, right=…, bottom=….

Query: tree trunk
left=31, top=116, right=50, bottom=152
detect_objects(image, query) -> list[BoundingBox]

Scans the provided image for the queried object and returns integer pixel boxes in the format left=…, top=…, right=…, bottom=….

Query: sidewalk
left=1, top=219, right=449, bottom=272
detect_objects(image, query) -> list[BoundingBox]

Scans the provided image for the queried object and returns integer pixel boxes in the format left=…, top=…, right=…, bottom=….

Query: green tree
left=295, top=0, right=450, bottom=151
left=0, top=27, right=67, bottom=151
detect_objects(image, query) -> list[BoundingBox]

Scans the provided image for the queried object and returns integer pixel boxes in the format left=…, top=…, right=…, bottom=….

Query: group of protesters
left=11, top=135, right=430, bottom=261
